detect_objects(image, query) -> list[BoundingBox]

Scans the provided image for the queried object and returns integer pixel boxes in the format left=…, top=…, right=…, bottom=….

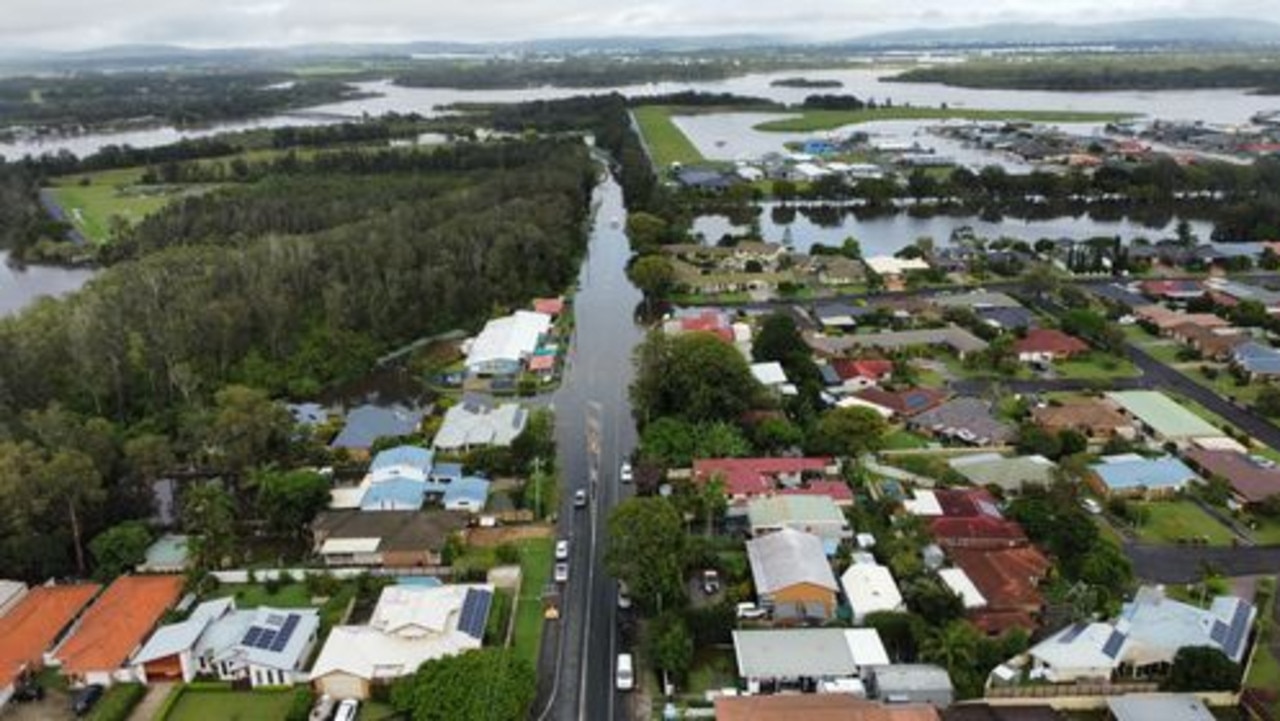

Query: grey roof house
left=909, top=398, right=1014, bottom=446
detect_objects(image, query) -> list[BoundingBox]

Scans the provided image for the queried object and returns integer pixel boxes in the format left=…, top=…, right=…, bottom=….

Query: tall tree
left=89, top=521, right=152, bottom=581
left=39, top=449, right=105, bottom=576
left=183, top=481, right=237, bottom=571
left=391, top=648, right=536, bottom=721
left=606, top=498, right=688, bottom=612
left=808, top=406, right=888, bottom=458
left=255, top=468, right=331, bottom=539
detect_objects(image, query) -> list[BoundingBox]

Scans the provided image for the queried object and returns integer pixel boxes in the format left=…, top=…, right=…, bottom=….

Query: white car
left=574, top=489, right=588, bottom=508
left=617, top=581, right=633, bottom=610
left=736, top=602, right=767, bottom=620
left=616, top=653, right=635, bottom=691
left=554, top=562, right=570, bottom=583
left=333, top=699, right=360, bottom=721
left=620, top=462, right=633, bottom=483
left=555, top=540, right=570, bottom=561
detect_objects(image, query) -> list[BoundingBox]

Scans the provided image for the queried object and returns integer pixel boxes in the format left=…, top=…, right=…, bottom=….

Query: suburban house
left=1012, top=329, right=1089, bottom=364
left=813, top=302, right=876, bottom=331
left=54, top=575, right=185, bottom=687
left=915, top=489, right=1030, bottom=550
left=662, top=308, right=735, bottom=342
left=310, top=583, right=492, bottom=699
left=931, top=291, right=1022, bottom=311
left=1139, top=279, right=1206, bottom=301
left=1232, top=341, right=1280, bottom=380
left=715, top=694, right=939, bottom=721
left=810, top=326, right=988, bottom=360
left=841, top=561, right=905, bottom=624
left=852, top=387, right=950, bottom=419
left=1030, top=399, right=1136, bottom=441
left=811, top=256, right=866, bottom=287
left=1105, top=391, right=1224, bottom=446
left=532, top=297, right=565, bottom=317
left=1088, top=455, right=1201, bottom=498
left=908, top=397, right=1014, bottom=446
left=330, top=404, right=425, bottom=456
left=1169, top=322, right=1246, bottom=360
left=1133, top=306, right=1229, bottom=336
left=977, top=306, right=1038, bottom=331
left=0, top=584, right=100, bottom=707
left=312, top=509, right=468, bottom=568
left=691, top=457, right=847, bottom=506
left=751, top=362, right=798, bottom=396
left=1205, top=278, right=1280, bottom=313
left=1024, top=586, right=1254, bottom=683
left=746, top=528, right=840, bottom=621
left=463, top=310, right=552, bottom=377
left=949, top=454, right=1056, bottom=495
left=830, top=358, right=895, bottom=391
left=432, top=401, right=527, bottom=452
left=1183, top=449, right=1280, bottom=507
left=329, top=446, right=492, bottom=515
left=134, top=599, right=319, bottom=688
left=949, top=546, right=1051, bottom=635
left=1107, top=695, right=1215, bottom=721
left=732, top=628, right=890, bottom=691
left=864, top=665, right=954, bottom=708
left=865, top=256, right=930, bottom=288
left=747, top=495, right=853, bottom=549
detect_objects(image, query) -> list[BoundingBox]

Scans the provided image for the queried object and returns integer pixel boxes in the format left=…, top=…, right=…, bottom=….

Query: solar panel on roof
left=258, top=629, right=277, bottom=649
left=1224, top=602, right=1252, bottom=659
left=1058, top=623, right=1087, bottom=644
left=1102, top=629, right=1127, bottom=659
left=267, top=613, right=286, bottom=626
left=1210, top=620, right=1229, bottom=645
left=243, top=626, right=264, bottom=647
left=269, top=614, right=300, bottom=652
left=458, top=588, right=492, bottom=640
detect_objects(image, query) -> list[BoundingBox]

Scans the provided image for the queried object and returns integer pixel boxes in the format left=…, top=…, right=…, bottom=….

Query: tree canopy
left=606, top=497, right=688, bottom=613
left=390, top=648, right=536, bottom=721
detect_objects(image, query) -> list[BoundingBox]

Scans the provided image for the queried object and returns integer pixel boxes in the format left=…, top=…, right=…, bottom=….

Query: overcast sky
left=5, top=0, right=1276, bottom=50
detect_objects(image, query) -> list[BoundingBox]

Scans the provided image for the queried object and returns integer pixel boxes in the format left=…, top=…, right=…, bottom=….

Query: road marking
left=579, top=409, right=602, bottom=721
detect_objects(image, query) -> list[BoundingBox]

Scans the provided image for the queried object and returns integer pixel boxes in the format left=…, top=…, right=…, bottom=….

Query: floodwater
left=0, top=250, right=95, bottom=317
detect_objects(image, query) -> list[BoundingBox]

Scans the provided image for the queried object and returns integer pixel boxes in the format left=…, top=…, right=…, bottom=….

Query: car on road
left=334, top=699, right=360, bottom=721
left=701, top=569, right=721, bottom=595
left=617, top=580, right=633, bottom=610
left=736, top=602, right=767, bottom=620
left=574, top=489, right=588, bottom=508
left=555, top=539, right=570, bottom=561
left=620, top=461, right=633, bottom=483
left=72, top=684, right=104, bottom=717
left=616, top=653, right=635, bottom=691
left=1081, top=497, right=1103, bottom=515
left=554, top=562, right=570, bottom=583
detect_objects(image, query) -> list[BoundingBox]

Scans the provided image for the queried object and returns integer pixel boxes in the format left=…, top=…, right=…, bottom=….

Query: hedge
left=87, top=683, right=146, bottom=721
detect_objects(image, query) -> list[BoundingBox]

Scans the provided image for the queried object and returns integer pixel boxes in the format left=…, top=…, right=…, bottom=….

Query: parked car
left=616, top=653, right=635, bottom=691
left=617, top=580, right=633, bottom=610
left=736, top=602, right=767, bottom=620
left=574, top=489, right=588, bottom=508
left=334, top=699, right=360, bottom=721
left=1081, top=498, right=1103, bottom=515
left=12, top=678, right=44, bottom=703
left=554, top=562, right=570, bottom=583
left=309, top=695, right=336, bottom=721
left=72, top=685, right=104, bottom=717
left=555, top=539, right=570, bottom=561
left=701, top=569, right=721, bottom=595
left=620, top=462, right=633, bottom=483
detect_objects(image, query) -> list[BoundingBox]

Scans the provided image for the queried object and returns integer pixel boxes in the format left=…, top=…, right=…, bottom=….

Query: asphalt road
left=534, top=172, right=642, bottom=721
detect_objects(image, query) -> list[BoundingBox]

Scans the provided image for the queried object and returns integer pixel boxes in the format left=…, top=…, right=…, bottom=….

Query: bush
left=264, top=575, right=282, bottom=594
left=278, top=570, right=296, bottom=586
left=285, top=687, right=314, bottom=721
left=86, top=683, right=145, bottom=721
left=495, top=543, right=520, bottom=565
left=304, top=572, right=341, bottom=598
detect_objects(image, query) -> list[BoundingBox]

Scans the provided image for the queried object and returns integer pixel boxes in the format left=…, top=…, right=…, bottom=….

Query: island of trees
left=892, top=56, right=1280, bottom=93
left=770, top=77, right=844, bottom=88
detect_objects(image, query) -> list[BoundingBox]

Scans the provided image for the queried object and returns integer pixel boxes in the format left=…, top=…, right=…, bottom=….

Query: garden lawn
left=1132, top=500, right=1235, bottom=546
left=358, top=700, right=401, bottom=720
left=212, top=581, right=356, bottom=632
left=512, top=537, right=554, bottom=668
left=753, top=107, right=1133, bottom=132
left=686, top=647, right=737, bottom=695
left=162, top=688, right=295, bottom=721
left=632, top=106, right=706, bottom=168
left=48, top=167, right=219, bottom=244
left=1054, top=354, right=1141, bottom=380
left=883, top=429, right=931, bottom=450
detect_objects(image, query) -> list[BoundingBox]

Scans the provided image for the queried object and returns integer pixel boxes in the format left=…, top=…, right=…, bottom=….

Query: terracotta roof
left=694, top=457, right=833, bottom=498
left=970, top=610, right=1039, bottom=636
left=715, top=695, right=940, bottom=721
left=1013, top=329, right=1089, bottom=356
left=1134, top=305, right=1229, bottom=332
left=950, top=546, right=1050, bottom=612
left=55, top=575, right=183, bottom=675
left=532, top=297, right=564, bottom=315
left=1171, top=322, right=1246, bottom=357
left=854, top=387, right=950, bottom=417
left=1140, top=279, right=1206, bottom=298
left=1184, top=449, right=1280, bottom=504
left=527, top=354, right=556, bottom=372
left=929, top=517, right=1029, bottom=547
left=778, top=480, right=854, bottom=503
left=832, top=358, right=894, bottom=381
left=0, top=584, right=101, bottom=689
left=1031, top=399, right=1132, bottom=436
left=934, top=488, right=1003, bottom=518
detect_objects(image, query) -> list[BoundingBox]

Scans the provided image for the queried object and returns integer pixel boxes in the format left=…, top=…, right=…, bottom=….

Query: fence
left=210, top=567, right=453, bottom=584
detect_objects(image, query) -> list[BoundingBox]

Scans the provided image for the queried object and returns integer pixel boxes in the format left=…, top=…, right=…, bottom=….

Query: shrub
left=86, top=683, right=145, bottom=721
left=285, top=687, right=314, bottom=721
left=495, top=543, right=520, bottom=565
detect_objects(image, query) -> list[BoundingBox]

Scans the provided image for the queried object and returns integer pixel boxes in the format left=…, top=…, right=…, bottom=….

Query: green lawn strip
left=211, top=581, right=356, bottom=633
left=86, top=682, right=145, bottom=721
left=753, top=107, right=1135, bottom=132
left=883, top=429, right=932, bottom=450
left=1053, top=353, right=1141, bottom=381
left=684, top=647, right=736, bottom=695
left=512, top=537, right=554, bottom=668
left=1131, top=500, right=1236, bottom=546
left=161, top=686, right=295, bottom=721
left=631, top=105, right=707, bottom=168
left=357, top=700, right=401, bottom=720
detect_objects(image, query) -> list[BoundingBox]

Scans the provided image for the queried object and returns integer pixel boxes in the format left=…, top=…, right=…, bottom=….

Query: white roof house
left=840, top=562, right=904, bottom=624
left=432, top=402, right=527, bottom=451
left=310, top=584, right=493, bottom=700
left=865, top=256, right=930, bottom=277
left=464, top=310, right=551, bottom=375
left=1108, top=695, right=1215, bottom=721
left=938, top=568, right=987, bottom=609
left=0, top=579, right=26, bottom=617
left=733, top=628, right=889, bottom=685
left=746, top=529, right=838, bottom=596
left=903, top=489, right=943, bottom=517
left=750, top=362, right=797, bottom=396
left=132, top=598, right=235, bottom=683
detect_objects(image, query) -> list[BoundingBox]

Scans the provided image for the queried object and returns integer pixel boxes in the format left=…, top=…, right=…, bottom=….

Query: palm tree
left=922, top=620, right=980, bottom=672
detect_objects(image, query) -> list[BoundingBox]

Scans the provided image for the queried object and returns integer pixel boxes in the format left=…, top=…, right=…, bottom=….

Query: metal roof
left=1106, top=391, right=1221, bottom=440
left=747, top=528, right=838, bottom=595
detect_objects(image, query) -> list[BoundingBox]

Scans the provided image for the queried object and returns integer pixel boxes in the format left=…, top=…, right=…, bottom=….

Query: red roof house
left=832, top=359, right=894, bottom=383
left=1184, top=449, right=1280, bottom=506
left=927, top=489, right=1030, bottom=549
left=54, top=575, right=184, bottom=686
left=1139, top=279, right=1206, bottom=300
left=1013, top=329, right=1089, bottom=362
left=693, top=457, right=839, bottom=503
left=951, top=546, right=1051, bottom=635
left=853, top=387, right=949, bottom=418
left=533, top=297, right=565, bottom=316
left=0, top=584, right=101, bottom=693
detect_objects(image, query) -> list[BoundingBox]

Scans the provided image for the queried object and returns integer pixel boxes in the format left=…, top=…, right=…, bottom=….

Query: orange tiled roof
left=55, top=575, right=183, bottom=675
left=715, top=695, right=939, bottom=721
left=0, top=584, right=101, bottom=689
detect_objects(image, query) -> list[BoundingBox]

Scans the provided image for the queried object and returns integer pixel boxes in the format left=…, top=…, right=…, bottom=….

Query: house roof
left=911, top=397, right=1014, bottom=445
left=314, top=510, right=468, bottom=553
left=750, top=362, right=790, bottom=387
left=841, top=563, right=904, bottom=618
left=811, top=326, right=988, bottom=357
left=1013, top=329, right=1089, bottom=356
left=465, top=310, right=551, bottom=369
left=854, top=387, right=950, bottom=417
left=1120, top=585, right=1255, bottom=664
left=0, top=583, right=100, bottom=690
left=533, top=297, right=564, bottom=316
left=1031, top=620, right=1128, bottom=673
left=1233, top=341, right=1280, bottom=375
left=1133, top=306, right=1228, bottom=332
left=56, top=575, right=184, bottom=675
left=1031, top=399, right=1132, bottom=436
left=1090, top=455, right=1200, bottom=491
left=832, top=358, right=894, bottom=381
left=949, top=547, right=1050, bottom=611
left=1106, top=391, right=1221, bottom=440
left=212, top=607, right=320, bottom=672
left=870, top=664, right=954, bottom=696
left=1107, top=695, right=1214, bottom=721
left=528, top=354, right=556, bottom=372
left=370, top=446, right=434, bottom=476
left=938, top=568, right=987, bottom=609
left=716, top=694, right=939, bottom=721
left=778, top=480, right=854, bottom=503
left=442, top=477, right=491, bottom=510
left=360, top=476, right=428, bottom=512
left=1206, top=279, right=1280, bottom=307
left=693, top=457, right=833, bottom=498
left=977, top=306, right=1037, bottom=330
left=1183, top=449, right=1280, bottom=504
left=746, top=528, right=838, bottom=594
left=432, top=402, right=527, bottom=450
left=931, top=291, right=1022, bottom=309
left=866, top=256, right=930, bottom=276
left=331, top=404, right=425, bottom=450
left=132, top=598, right=234, bottom=665
left=1171, top=322, right=1246, bottom=355
left=747, top=495, right=847, bottom=530
left=814, top=303, right=875, bottom=324
left=929, top=516, right=1028, bottom=546
left=949, top=454, right=1056, bottom=493
left=733, top=628, right=889, bottom=679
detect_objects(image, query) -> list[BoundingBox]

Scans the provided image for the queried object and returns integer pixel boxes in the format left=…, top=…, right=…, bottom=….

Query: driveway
left=127, top=681, right=176, bottom=721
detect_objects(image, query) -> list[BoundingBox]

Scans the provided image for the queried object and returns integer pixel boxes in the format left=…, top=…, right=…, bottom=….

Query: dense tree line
left=393, top=58, right=736, bottom=90
left=0, top=72, right=364, bottom=129
left=800, top=94, right=894, bottom=110
left=627, top=91, right=779, bottom=108
left=894, top=61, right=1280, bottom=93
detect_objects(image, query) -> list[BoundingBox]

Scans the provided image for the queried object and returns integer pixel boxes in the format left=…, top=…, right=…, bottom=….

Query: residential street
left=534, top=172, right=642, bottom=721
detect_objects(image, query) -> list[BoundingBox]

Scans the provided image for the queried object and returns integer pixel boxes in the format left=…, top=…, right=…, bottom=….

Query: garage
left=143, top=654, right=184, bottom=681
left=314, top=672, right=368, bottom=701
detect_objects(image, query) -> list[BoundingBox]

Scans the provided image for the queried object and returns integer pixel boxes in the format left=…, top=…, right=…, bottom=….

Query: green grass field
left=162, top=688, right=295, bottom=721
left=1132, top=500, right=1235, bottom=546
left=1054, top=353, right=1142, bottom=381
left=631, top=106, right=707, bottom=168
left=48, top=167, right=219, bottom=244
left=883, top=429, right=932, bottom=450
left=753, top=107, right=1134, bottom=132
left=212, top=580, right=356, bottom=632
left=512, top=536, right=554, bottom=669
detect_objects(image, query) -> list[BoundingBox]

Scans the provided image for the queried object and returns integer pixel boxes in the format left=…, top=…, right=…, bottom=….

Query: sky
left=3, top=0, right=1276, bottom=51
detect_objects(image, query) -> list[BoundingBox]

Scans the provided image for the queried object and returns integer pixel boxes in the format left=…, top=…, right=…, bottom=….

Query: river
left=0, top=250, right=96, bottom=317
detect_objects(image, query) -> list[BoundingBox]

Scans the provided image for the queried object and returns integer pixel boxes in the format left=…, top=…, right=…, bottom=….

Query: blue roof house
left=442, top=477, right=491, bottom=513
left=370, top=445, right=434, bottom=480
left=1090, top=455, right=1201, bottom=498
left=1233, top=342, right=1280, bottom=379
left=431, top=462, right=465, bottom=484
left=330, top=405, right=424, bottom=453
left=360, top=476, right=427, bottom=512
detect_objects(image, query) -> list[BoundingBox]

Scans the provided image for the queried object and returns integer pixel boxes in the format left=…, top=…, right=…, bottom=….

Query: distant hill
left=845, top=17, right=1280, bottom=47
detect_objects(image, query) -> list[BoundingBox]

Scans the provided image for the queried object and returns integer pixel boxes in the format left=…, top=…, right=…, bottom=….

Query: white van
left=616, top=653, right=634, bottom=691
left=333, top=699, right=360, bottom=721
